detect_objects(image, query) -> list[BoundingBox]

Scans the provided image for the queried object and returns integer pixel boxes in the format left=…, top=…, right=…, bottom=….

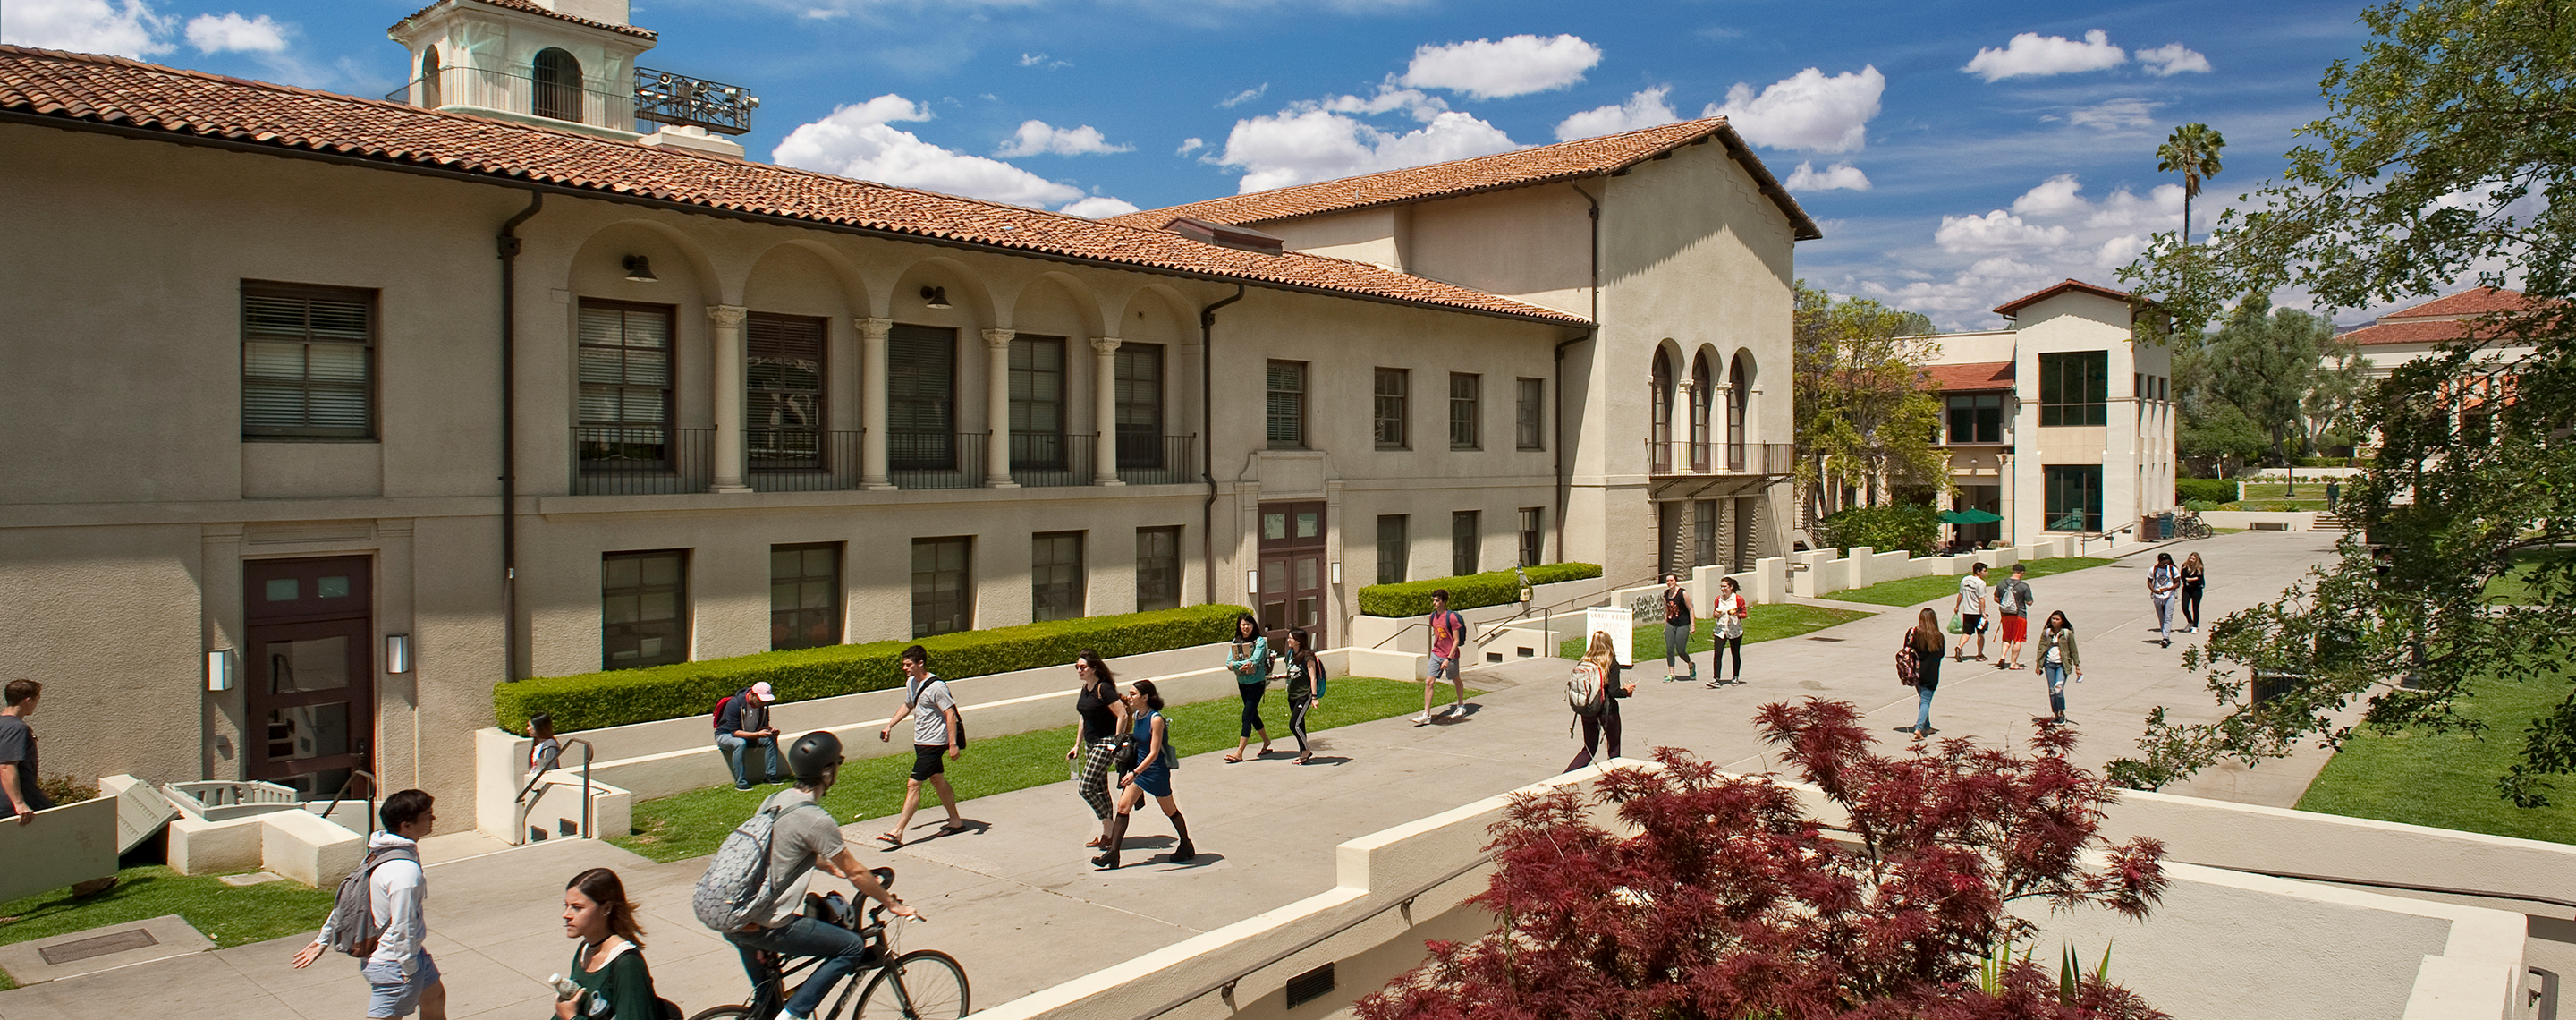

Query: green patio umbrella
left=1939, top=508, right=2004, bottom=524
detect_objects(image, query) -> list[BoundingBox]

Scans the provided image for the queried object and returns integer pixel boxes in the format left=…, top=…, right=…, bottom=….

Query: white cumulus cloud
left=1555, top=87, right=1678, bottom=141
left=1219, top=84, right=1267, bottom=108
left=995, top=120, right=1131, bottom=157
left=184, top=11, right=284, bottom=53
left=1962, top=30, right=2126, bottom=81
left=1705, top=65, right=1884, bottom=154
left=2137, top=43, right=2212, bottom=76
left=1216, top=106, right=1520, bottom=192
left=1401, top=34, right=1601, bottom=100
left=1838, top=174, right=2192, bottom=329
left=2068, top=98, right=2159, bottom=131
left=1784, top=161, right=1870, bottom=191
left=2, top=0, right=174, bottom=55
left=772, top=95, right=1087, bottom=208
left=2011, top=174, right=2089, bottom=217
left=1059, top=196, right=1141, bottom=218
left=1176, top=137, right=1206, bottom=156
left=1936, top=209, right=2071, bottom=253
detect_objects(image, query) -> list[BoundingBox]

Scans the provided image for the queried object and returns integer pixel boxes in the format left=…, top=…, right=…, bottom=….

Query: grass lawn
left=2229, top=482, right=2335, bottom=510
left=2482, top=550, right=2572, bottom=606
left=1557, top=603, right=1877, bottom=661
left=2298, top=673, right=2576, bottom=845
left=0, top=865, right=338, bottom=990
left=1824, top=557, right=2115, bottom=608
left=614, top=676, right=1468, bottom=863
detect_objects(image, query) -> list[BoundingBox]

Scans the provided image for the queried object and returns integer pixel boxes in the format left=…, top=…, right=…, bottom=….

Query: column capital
left=1089, top=336, right=1123, bottom=354
left=982, top=327, right=1016, bottom=349
left=707, top=304, right=747, bottom=327
left=858, top=316, right=893, bottom=341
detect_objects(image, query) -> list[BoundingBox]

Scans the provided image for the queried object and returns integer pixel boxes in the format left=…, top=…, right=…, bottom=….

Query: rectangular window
left=1010, top=335, right=1067, bottom=470
left=1031, top=531, right=1085, bottom=622
left=577, top=300, right=674, bottom=466
left=911, top=536, right=972, bottom=638
left=1374, top=368, right=1409, bottom=450
left=1135, top=526, right=1182, bottom=612
left=1451, top=510, right=1480, bottom=577
left=769, top=543, right=842, bottom=650
left=2038, top=351, right=2110, bottom=426
left=602, top=549, right=688, bottom=670
left=747, top=313, right=826, bottom=470
left=243, top=282, right=375, bottom=438
left=1519, top=507, right=1544, bottom=567
left=1693, top=500, right=1719, bottom=566
left=1377, top=514, right=1409, bottom=586
left=1945, top=393, right=2004, bottom=444
left=2045, top=465, right=2106, bottom=532
left=1515, top=378, right=1544, bottom=450
left=1267, top=361, right=1307, bottom=447
left=888, top=325, right=957, bottom=470
left=1115, top=344, right=1165, bottom=467
left=1448, top=372, right=1481, bottom=449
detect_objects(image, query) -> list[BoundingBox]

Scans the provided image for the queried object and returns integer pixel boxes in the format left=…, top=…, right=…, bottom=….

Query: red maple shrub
left=1357, top=699, right=2171, bottom=1019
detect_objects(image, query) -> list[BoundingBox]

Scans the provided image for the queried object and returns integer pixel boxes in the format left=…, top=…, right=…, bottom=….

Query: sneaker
left=734, top=783, right=755, bottom=791
left=775, top=1010, right=812, bottom=1020
left=1411, top=712, right=1432, bottom=727
left=1442, top=703, right=1463, bottom=718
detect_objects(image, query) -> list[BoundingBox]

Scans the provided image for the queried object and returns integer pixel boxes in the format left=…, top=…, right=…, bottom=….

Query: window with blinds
left=888, top=325, right=956, bottom=471
left=577, top=301, right=674, bottom=467
left=911, top=536, right=972, bottom=638
left=1373, top=368, right=1409, bottom=450
left=747, top=313, right=826, bottom=470
left=1114, top=344, right=1164, bottom=467
left=1031, top=531, right=1085, bottom=622
left=1135, top=525, right=1182, bottom=611
left=1448, top=372, right=1481, bottom=450
left=1515, top=378, right=1544, bottom=450
left=602, top=548, right=689, bottom=670
left=1010, top=335, right=1066, bottom=469
left=1267, top=361, right=1307, bottom=448
left=242, top=282, right=375, bottom=438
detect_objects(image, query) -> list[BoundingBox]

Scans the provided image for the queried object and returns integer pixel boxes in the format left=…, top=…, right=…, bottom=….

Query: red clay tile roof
left=0, top=46, right=1585, bottom=327
left=2342, top=288, right=2545, bottom=346
left=1919, top=361, right=2015, bottom=393
left=1993, top=278, right=2131, bottom=318
left=2383, top=286, right=2529, bottom=321
left=1106, top=117, right=1824, bottom=241
left=393, top=0, right=658, bottom=40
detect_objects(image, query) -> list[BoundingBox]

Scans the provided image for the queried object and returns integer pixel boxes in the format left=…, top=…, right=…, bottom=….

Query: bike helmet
left=788, top=731, right=845, bottom=784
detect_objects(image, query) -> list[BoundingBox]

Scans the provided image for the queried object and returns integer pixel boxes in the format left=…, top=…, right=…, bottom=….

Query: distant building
left=2335, top=285, right=2538, bottom=442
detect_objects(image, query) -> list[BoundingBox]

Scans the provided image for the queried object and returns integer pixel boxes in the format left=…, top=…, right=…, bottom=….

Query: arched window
left=1727, top=356, right=1750, bottom=472
left=532, top=47, right=583, bottom=123
left=419, top=47, right=441, bottom=107
left=1689, top=353, right=1713, bottom=472
left=1649, top=349, right=1674, bottom=473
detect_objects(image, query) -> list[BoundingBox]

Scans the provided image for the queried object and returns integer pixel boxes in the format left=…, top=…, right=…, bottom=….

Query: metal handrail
left=318, top=769, right=378, bottom=834
left=513, top=737, right=596, bottom=844
left=1473, top=572, right=1658, bottom=650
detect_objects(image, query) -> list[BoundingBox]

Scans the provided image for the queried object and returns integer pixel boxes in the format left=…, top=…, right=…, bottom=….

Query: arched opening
left=1727, top=355, right=1750, bottom=471
left=1649, top=348, right=1674, bottom=473
left=532, top=47, right=583, bottom=123
left=1689, top=352, right=1713, bottom=472
left=419, top=47, right=441, bottom=107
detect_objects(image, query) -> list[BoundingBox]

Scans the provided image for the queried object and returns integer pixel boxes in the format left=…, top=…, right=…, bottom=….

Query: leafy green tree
left=2156, top=123, right=2224, bottom=245
left=2199, top=295, right=2362, bottom=464
left=2115, top=0, right=2576, bottom=803
left=1792, top=284, right=1950, bottom=522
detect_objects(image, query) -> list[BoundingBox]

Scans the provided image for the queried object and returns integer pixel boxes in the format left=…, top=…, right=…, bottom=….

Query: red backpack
left=709, top=694, right=733, bottom=730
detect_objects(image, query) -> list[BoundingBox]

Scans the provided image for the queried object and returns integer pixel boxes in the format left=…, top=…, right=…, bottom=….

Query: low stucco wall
left=1339, top=576, right=1606, bottom=656
left=2199, top=509, right=2325, bottom=531
left=0, top=795, right=117, bottom=903
left=166, top=806, right=363, bottom=886
left=1785, top=539, right=2069, bottom=600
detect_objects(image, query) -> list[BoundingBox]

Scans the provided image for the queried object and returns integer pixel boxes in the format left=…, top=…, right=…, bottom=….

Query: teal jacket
left=1227, top=636, right=1271, bottom=685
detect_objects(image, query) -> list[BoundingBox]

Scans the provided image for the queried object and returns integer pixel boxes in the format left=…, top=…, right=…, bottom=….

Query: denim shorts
left=361, top=951, right=438, bottom=1018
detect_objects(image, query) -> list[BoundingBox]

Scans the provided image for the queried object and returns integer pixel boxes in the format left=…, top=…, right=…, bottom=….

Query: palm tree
left=2157, top=123, right=2225, bottom=245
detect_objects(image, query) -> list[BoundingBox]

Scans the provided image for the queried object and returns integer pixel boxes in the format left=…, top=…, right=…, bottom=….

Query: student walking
left=1094, top=678, right=1194, bottom=870
left=1416, top=590, right=1470, bottom=724
left=1068, top=650, right=1129, bottom=849
left=1993, top=564, right=2036, bottom=669
left=1224, top=613, right=1273, bottom=762
left=554, top=868, right=662, bottom=1020
left=876, top=646, right=966, bottom=846
left=1564, top=631, right=1635, bottom=772
left=722, top=733, right=914, bottom=1020
left=1905, top=608, right=1947, bottom=739
left=2148, top=553, right=2182, bottom=648
left=293, top=788, right=445, bottom=1020
left=528, top=712, right=564, bottom=781
left=1704, top=577, right=1750, bottom=687
left=1282, top=627, right=1327, bottom=764
left=715, top=682, right=783, bottom=791
left=1953, top=563, right=1991, bottom=662
left=2, top=679, right=52, bottom=825
left=1659, top=574, right=1697, bottom=683
left=2179, top=552, right=2207, bottom=633
left=2031, top=611, right=2082, bottom=726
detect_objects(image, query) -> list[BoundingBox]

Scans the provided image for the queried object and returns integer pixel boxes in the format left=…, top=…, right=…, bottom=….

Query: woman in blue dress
left=1093, top=678, right=1195, bottom=870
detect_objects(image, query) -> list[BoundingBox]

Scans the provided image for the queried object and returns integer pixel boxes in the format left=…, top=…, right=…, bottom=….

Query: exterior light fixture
left=920, top=285, right=951, bottom=309
left=1247, top=569, right=1260, bottom=597
left=1330, top=561, right=1342, bottom=585
left=386, top=633, right=413, bottom=675
left=207, top=648, right=237, bottom=692
left=623, top=255, right=658, bottom=282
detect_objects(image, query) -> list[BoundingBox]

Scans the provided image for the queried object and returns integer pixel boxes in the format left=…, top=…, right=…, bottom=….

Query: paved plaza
left=0, top=531, right=2347, bottom=1020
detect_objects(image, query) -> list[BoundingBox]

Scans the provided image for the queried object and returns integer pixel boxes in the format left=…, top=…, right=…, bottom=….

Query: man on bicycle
left=726, top=732, right=913, bottom=1020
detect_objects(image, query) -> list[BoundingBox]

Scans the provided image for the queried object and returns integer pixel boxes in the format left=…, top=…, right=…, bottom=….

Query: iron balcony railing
left=749, top=430, right=862, bottom=493
left=573, top=426, right=713, bottom=495
left=1116, top=433, right=1198, bottom=486
left=1008, top=432, right=1096, bottom=489
left=386, top=65, right=635, bottom=128
left=1646, top=440, right=1794, bottom=476
left=633, top=66, right=758, bottom=135
left=888, top=431, right=988, bottom=490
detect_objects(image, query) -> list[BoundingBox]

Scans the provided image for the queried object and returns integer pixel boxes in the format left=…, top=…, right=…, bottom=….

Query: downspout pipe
left=497, top=191, right=542, bottom=682
left=1199, top=285, right=1246, bottom=606
left=1558, top=182, right=1605, bottom=562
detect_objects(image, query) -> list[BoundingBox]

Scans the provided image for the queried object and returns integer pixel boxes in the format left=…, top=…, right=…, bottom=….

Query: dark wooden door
left=243, top=557, right=372, bottom=797
left=1258, top=501, right=1328, bottom=649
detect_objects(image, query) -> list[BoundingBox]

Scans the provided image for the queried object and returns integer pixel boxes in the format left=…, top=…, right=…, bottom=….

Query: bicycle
left=688, top=868, right=970, bottom=1020
left=2174, top=512, right=2214, bottom=540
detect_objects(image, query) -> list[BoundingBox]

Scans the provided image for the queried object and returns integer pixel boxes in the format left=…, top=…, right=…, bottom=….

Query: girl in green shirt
left=557, top=867, right=662, bottom=1020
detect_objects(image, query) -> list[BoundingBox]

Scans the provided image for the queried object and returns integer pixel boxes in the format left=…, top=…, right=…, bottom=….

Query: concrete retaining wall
left=1339, top=577, right=1606, bottom=656
left=0, top=795, right=116, bottom=903
left=2199, top=509, right=2325, bottom=531
left=165, top=805, right=364, bottom=886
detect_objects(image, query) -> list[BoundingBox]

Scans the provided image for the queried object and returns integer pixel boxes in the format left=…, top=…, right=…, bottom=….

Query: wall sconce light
left=386, top=633, right=413, bottom=675
left=1330, top=561, right=1342, bottom=585
left=207, top=648, right=237, bottom=692
left=1247, top=569, right=1260, bottom=597
left=622, top=255, right=658, bottom=282
left=919, top=285, right=951, bottom=309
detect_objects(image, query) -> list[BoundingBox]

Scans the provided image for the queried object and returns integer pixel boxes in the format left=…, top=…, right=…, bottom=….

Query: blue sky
left=4, top=0, right=2383, bottom=328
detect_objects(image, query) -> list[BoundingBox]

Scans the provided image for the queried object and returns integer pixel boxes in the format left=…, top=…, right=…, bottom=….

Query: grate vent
left=1285, top=962, right=1337, bottom=1008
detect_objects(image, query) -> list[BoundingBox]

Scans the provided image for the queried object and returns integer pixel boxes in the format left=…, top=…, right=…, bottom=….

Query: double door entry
left=243, top=557, right=374, bottom=798
left=1258, top=501, right=1329, bottom=650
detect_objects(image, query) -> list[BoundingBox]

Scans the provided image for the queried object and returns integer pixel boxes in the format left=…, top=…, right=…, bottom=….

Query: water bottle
left=547, top=973, right=580, bottom=1000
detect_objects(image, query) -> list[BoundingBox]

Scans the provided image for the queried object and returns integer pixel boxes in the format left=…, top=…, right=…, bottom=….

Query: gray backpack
left=325, top=846, right=419, bottom=957
left=691, top=799, right=825, bottom=932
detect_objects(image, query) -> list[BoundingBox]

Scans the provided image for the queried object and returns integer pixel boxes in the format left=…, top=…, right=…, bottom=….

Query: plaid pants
left=1077, top=737, right=1122, bottom=820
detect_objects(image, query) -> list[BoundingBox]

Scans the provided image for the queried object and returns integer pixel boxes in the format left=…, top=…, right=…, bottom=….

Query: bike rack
left=513, top=737, right=596, bottom=845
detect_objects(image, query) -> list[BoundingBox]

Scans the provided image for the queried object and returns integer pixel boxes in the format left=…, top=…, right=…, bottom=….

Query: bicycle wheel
left=852, top=949, right=970, bottom=1019
left=687, top=1007, right=756, bottom=1020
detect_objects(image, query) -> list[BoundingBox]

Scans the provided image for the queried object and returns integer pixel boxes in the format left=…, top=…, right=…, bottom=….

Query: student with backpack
left=1563, top=631, right=1633, bottom=772
left=552, top=867, right=667, bottom=1020
left=1659, top=574, right=1697, bottom=683
left=876, top=646, right=966, bottom=846
left=293, top=788, right=445, bottom=1020
left=1415, top=591, right=1470, bottom=725
left=1093, top=677, right=1193, bottom=870
left=700, top=732, right=912, bottom=1020
left=1224, top=613, right=1274, bottom=761
left=1282, top=627, right=1327, bottom=765
left=713, top=682, right=783, bottom=791
left=1992, top=564, right=2037, bottom=670
left=1704, top=576, right=1750, bottom=687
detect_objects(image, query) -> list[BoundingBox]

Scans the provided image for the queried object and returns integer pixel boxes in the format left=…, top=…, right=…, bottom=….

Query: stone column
left=708, top=305, right=752, bottom=493
left=1089, top=336, right=1125, bottom=486
left=858, top=317, right=894, bottom=489
left=983, top=328, right=1019, bottom=488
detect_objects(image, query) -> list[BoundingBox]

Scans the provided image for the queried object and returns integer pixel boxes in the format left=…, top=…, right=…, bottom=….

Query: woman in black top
left=1907, top=608, right=1946, bottom=739
left=2179, top=552, right=2207, bottom=633
left=1065, top=650, right=1128, bottom=849
left=1282, top=628, right=1327, bottom=765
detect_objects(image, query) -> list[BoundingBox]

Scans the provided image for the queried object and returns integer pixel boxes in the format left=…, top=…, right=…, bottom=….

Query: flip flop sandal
left=1223, top=754, right=1243, bottom=763
left=876, top=832, right=902, bottom=847
left=937, top=822, right=971, bottom=836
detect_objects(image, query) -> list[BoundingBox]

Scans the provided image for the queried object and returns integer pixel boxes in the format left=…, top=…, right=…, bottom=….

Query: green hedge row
left=495, top=604, right=1248, bottom=735
left=1357, top=563, right=1603, bottom=617
left=1818, top=503, right=1940, bottom=557
left=2176, top=478, right=2241, bottom=504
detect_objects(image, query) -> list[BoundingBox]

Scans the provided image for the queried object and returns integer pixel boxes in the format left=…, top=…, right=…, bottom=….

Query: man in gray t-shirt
left=1, top=679, right=51, bottom=825
left=876, top=645, right=965, bottom=846
left=722, top=731, right=912, bottom=1020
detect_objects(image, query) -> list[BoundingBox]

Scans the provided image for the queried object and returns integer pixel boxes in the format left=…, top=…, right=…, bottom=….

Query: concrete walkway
left=0, top=531, right=2343, bottom=1020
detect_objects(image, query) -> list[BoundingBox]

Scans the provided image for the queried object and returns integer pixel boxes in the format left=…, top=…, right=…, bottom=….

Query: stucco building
left=0, top=0, right=1808, bottom=812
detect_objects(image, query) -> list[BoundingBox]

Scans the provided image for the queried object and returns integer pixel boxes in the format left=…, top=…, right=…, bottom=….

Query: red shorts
left=2000, top=615, right=2028, bottom=642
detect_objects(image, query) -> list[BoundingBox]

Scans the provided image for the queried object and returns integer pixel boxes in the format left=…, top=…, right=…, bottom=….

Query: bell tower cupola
left=388, top=0, right=757, bottom=158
